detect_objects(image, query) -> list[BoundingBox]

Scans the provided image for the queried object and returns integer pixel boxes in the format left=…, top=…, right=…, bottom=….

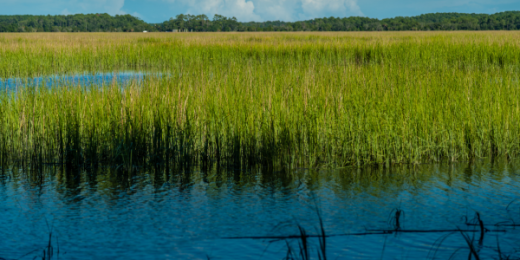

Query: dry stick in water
left=221, top=229, right=506, bottom=240
left=459, top=230, right=481, bottom=260
left=475, top=212, right=486, bottom=246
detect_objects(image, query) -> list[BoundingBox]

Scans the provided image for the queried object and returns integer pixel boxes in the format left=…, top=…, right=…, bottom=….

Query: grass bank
left=1, top=32, right=520, bottom=168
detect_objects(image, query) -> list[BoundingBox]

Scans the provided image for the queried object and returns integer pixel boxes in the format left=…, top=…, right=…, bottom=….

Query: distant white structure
left=143, top=30, right=148, bottom=33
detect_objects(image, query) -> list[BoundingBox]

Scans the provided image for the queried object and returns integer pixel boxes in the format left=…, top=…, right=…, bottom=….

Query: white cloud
left=61, top=8, right=72, bottom=15
left=164, top=0, right=363, bottom=21
left=299, top=0, right=363, bottom=20
left=247, top=0, right=299, bottom=21
left=2, top=0, right=363, bottom=22
left=70, top=0, right=126, bottom=15
left=184, top=0, right=261, bottom=21
left=130, top=12, right=144, bottom=19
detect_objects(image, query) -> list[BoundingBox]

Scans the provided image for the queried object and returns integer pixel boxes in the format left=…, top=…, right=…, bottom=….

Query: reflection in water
left=1, top=160, right=520, bottom=259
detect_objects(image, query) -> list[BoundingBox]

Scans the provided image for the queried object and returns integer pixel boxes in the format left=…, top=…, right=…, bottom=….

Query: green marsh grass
left=1, top=32, right=520, bottom=169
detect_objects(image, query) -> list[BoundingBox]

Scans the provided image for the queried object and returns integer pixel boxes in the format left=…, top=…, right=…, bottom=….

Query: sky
left=0, top=0, right=519, bottom=23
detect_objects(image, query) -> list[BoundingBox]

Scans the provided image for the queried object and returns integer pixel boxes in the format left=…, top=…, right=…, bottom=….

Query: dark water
left=0, top=72, right=149, bottom=91
left=1, top=162, right=519, bottom=259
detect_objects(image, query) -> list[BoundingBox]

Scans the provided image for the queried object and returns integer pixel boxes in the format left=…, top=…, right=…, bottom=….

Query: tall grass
left=1, top=32, right=520, bottom=169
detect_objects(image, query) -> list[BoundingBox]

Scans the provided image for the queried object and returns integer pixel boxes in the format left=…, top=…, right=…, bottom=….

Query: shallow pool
left=0, top=72, right=152, bottom=91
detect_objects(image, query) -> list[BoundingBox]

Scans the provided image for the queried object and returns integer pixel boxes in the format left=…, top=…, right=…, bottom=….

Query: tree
left=1, top=12, right=520, bottom=33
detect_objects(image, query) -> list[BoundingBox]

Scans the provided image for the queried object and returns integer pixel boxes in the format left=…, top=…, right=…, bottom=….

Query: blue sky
left=1, top=0, right=519, bottom=23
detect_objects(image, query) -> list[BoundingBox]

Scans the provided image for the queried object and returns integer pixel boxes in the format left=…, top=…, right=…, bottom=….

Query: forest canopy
left=1, top=11, right=520, bottom=32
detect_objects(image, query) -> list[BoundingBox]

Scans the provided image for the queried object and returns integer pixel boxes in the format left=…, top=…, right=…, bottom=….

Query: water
left=1, top=162, right=519, bottom=259
left=0, top=72, right=150, bottom=92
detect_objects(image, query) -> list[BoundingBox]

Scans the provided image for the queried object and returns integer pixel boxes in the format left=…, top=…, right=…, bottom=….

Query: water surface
left=1, top=162, right=519, bottom=259
left=0, top=72, right=150, bottom=92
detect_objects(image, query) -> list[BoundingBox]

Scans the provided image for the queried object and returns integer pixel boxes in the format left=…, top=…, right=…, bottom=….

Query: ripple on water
left=0, top=162, right=519, bottom=259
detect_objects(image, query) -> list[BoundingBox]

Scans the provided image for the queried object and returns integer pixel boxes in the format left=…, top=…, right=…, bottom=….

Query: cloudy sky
left=1, top=0, right=518, bottom=23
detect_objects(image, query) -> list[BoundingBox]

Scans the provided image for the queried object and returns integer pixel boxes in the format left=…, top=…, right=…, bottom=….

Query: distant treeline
left=0, top=14, right=155, bottom=32
left=1, top=11, right=520, bottom=32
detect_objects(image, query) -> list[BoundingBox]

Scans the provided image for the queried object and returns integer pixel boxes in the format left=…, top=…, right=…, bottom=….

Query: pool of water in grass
left=0, top=72, right=153, bottom=91
left=1, top=160, right=519, bottom=259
